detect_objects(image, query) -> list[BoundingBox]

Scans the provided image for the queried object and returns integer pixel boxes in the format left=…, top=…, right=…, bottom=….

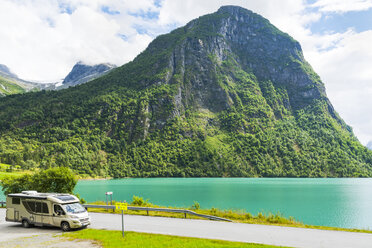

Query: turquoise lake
left=2, top=178, right=372, bottom=229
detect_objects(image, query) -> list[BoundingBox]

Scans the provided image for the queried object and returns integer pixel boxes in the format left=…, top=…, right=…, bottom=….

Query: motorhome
left=5, top=191, right=90, bottom=231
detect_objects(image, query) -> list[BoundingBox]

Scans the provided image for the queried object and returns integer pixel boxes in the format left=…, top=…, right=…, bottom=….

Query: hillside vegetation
left=0, top=76, right=26, bottom=96
left=0, top=6, right=371, bottom=178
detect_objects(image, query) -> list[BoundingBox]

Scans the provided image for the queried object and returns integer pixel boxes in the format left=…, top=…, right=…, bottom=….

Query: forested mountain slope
left=0, top=6, right=371, bottom=177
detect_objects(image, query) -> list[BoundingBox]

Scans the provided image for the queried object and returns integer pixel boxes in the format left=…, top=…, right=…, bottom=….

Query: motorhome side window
left=23, top=201, right=49, bottom=214
left=25, top=201, right=36, bottom=212
left=35, top=202, right=49, bottom=214
left=12, top=197, right=20, bottom=205
left=54, top=204, right=64, bottom=215
left=41, top=203, right=49, bottom=213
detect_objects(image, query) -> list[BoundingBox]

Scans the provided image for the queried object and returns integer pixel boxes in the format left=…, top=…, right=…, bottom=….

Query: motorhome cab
left=5, top=191, right=90, bottom=231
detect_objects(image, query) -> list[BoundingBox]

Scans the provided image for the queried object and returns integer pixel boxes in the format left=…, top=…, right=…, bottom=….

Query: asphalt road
left=2, top=209, right=372, bottom=247
left=0, top=209, right=60, bottom=242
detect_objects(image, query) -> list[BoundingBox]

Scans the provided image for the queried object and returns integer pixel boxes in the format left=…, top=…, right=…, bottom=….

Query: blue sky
left=0, top=0, right=371, bottom=145
left=309, top=9, right=372, bottom=33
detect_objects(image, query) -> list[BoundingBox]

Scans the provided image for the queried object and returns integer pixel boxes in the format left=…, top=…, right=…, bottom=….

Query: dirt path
left=0, top=209, right=99, bottom=247
left=0, top=234, right=100, bottom=248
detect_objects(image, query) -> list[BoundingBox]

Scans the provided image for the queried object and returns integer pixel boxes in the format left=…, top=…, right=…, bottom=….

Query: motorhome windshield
left=62, top=203, right=86, bottom=214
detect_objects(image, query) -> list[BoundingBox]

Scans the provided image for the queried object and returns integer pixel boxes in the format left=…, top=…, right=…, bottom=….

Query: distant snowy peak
left=61, top=62, right=116, bottom=88
left=367, top=141, right=372, bottom=150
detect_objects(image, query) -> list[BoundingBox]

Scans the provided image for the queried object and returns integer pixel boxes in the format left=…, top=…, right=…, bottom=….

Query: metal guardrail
left=0, top=201, right=231, bottom=222
left=83, top=204, right=232, bottom=222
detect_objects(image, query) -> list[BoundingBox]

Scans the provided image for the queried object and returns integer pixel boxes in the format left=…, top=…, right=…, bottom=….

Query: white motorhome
left=5, top=191, right=90, bottom=231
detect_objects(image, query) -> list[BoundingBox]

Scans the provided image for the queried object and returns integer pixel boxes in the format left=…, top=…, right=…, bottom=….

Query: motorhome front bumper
left=71, top=217, right=90, bottom=228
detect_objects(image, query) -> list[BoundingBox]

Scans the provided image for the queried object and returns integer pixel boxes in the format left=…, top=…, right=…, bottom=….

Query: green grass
left=64, top=229, right=287, bottom=248
left=0, top=76, right=25, bottom=95
left=0, top=163, right=10, bottom=170
left=0, top=171, right=29, bottom=181
left=0, top=163, right=31, bottom=180
left=92, top=203, right=298, bottom=225
left=88, top=195, right=301, bottom=227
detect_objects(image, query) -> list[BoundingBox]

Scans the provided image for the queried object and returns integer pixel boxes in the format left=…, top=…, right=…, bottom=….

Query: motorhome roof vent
left=21, top=191, right=38, bottom=195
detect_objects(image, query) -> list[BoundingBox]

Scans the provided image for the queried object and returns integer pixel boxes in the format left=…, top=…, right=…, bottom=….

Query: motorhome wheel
left=61, top=222, right=70, bottom=232
left=22, top=219, right=30, bottom=228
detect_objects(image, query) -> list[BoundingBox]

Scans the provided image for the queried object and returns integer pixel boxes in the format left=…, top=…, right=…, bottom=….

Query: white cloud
left=0, top=0, right=312, bottom=82
left=158, top=0, right=309, bottom=32
left=306, top=30, right=372, bottom=144
left=0, top=0, right=154, bottom=82
left=311, top=0, right=372, bottom=13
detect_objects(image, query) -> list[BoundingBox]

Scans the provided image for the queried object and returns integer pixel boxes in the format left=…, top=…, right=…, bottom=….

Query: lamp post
left=105, top=192, right=113, bottom=211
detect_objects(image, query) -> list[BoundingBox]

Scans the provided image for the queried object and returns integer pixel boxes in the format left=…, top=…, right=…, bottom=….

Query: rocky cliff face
left=118, top=5, right=344, bottom=133
left=60, top=62, right=116, bottom=88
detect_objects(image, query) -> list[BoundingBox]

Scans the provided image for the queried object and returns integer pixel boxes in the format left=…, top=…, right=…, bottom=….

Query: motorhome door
left=52, top=204, right=65, bottom=226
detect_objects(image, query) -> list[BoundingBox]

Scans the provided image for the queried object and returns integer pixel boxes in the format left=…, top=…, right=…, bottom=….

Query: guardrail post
left=147, top=209, right=149, bottom=216
left=184, top=213, right=187, bottom=219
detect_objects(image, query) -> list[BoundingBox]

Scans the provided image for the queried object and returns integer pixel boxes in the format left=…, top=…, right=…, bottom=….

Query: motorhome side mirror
left=57, top=210, right=63, bottom=215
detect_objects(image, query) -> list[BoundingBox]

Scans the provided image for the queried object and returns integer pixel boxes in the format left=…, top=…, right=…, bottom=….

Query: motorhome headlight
left=69, top=215, right=79, bottom=219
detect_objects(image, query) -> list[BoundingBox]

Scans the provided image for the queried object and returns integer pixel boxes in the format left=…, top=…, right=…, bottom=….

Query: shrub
left=0, top=167, right=77, bottom=195
left=245, top=213, right=253, bottom=219
left=210, top=207, right=217, bottom=215
left=131, top=195, right=150, bottom=206
left=191, top=201, right=200, bottom=210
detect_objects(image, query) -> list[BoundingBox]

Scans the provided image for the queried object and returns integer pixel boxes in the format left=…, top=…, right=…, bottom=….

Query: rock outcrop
left=60, top=62, right=116, bottom=89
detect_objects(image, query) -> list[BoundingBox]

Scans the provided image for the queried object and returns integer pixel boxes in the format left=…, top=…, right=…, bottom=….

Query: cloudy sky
left=0, top=0, right=371, bottom=145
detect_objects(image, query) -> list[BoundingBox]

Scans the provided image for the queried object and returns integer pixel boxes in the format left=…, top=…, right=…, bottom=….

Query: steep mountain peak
left=75, top=61, right=116, bottom=67
left=61, top=61, right=116, bottom=88
left=124, top=5, right=332, bottom=119
left=216, top=5, right=260, bottom=19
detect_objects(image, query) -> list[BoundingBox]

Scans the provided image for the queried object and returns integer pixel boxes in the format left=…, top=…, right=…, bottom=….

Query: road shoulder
left=0, top=233, right=100, bottom=248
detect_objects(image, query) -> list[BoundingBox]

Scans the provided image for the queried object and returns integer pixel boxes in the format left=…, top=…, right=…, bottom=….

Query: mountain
left=0, top=64, right=31, bottom=96
left=0, top=64, right=18, bottom=79
left=367, top=141, right=372, bottom=150
left=0, top=75, right=26, bottom=96
left=0, top=6, right=371, bottom=178
left=0, top=64, right=54, bottom=95
left=58, top=62, right=116, bottom=89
